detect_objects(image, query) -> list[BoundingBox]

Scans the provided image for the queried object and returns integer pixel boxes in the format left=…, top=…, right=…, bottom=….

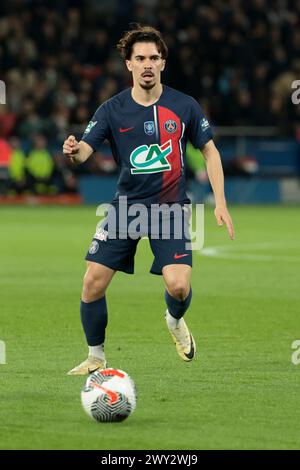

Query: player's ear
left=161, top=59, right=166, bottom=72
left=126, top=60, right=132, bottom=72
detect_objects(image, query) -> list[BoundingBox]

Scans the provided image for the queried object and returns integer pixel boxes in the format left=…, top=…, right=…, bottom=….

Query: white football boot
left=67, top=356, right=107, bottom=375
left=165, top=310, right=196, bottom=361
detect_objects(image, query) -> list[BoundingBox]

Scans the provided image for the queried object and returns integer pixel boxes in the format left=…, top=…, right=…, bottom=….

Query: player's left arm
left=201, top=139, right=235, bottom=240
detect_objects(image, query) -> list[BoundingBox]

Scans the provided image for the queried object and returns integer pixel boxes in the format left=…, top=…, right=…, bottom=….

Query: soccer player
left=63, top=25, right=234, bottom=375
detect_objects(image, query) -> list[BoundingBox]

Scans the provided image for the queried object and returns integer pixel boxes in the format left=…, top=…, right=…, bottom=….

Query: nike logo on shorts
left=119, top=127, right=134, bottom=133
left=174, top=253, right=189, bottom=259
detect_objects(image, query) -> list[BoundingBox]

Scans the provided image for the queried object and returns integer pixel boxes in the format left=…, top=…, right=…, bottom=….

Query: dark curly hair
left=117, top=24, right=168, bottom=60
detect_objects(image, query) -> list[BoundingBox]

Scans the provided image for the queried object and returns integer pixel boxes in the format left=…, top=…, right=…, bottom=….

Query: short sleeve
left=186, top=98, right=213, bottom=149
left=81, top=103, right=110, bottom=151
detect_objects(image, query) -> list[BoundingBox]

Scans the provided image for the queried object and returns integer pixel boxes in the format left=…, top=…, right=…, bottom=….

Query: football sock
left=165, top=287, right=192, bottom=320
left=88, top=344, right=105, bottom=361
left=80, top=297, right=108, bottom=346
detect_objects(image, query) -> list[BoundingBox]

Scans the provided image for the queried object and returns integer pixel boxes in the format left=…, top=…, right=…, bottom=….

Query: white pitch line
left=199, top=245, right=300, bottom=262
left=201, top=242, right=300, bottom=252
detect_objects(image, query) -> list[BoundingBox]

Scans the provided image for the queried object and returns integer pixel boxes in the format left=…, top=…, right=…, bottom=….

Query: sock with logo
left=165, top=287, right=192, bottom=321
left=80, top=297, right=108, bottom=347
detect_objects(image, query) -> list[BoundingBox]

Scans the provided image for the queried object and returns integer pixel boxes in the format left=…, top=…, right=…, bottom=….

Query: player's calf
left=82, top=262, right=114, bottom=302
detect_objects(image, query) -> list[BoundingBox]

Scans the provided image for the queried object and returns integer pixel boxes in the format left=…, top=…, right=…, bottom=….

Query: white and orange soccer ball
left=81, top=368, right=137, bottom=423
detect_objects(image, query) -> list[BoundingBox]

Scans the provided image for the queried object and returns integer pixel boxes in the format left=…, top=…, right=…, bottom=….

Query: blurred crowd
left=0, top=0, right=299, bottom=194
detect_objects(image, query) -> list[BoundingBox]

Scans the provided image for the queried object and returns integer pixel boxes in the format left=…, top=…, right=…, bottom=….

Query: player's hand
left=214, top=205, right=235, bottom=240
left=63, top=135, right=80, bottom=157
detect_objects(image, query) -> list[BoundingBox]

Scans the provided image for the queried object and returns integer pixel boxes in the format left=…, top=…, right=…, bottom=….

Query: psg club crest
left=164, top=120, right=177, bottom=133
left=144, top=121, right=155, bottom=136
left=89, top=240, right=99, bottom=255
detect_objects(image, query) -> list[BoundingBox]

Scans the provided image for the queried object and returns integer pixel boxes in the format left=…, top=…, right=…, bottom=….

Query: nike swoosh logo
left=174, top=253, right=189, bottom=259
left=88, top=366, right=101, bottom=374
left=184, top=334, right=195, bottom=360
left=119, top=127, right=134, bottom=133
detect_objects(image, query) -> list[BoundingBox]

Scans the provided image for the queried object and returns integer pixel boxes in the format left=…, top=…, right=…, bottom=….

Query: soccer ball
left=81, top=368, right=137, bottom=423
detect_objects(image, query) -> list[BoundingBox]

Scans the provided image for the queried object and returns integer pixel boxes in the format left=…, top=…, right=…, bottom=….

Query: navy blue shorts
left=85, top=206, right=193, bottom=275
left=85, top=235, right=192, bottom=275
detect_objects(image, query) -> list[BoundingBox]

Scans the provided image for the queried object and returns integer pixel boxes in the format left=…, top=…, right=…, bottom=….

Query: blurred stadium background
left=0, top=0, right=299, bottom=204
left=1, top=0, right=300, bottom=451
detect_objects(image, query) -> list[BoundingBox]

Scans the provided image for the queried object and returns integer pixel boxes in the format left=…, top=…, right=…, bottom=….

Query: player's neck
left=131, top=83, right=163, bottom=107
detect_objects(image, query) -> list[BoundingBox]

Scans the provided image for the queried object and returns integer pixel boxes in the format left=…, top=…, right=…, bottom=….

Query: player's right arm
left=63, top=135, right=93, bottom=164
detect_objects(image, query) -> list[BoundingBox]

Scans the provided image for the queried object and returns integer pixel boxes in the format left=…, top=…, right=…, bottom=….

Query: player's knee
left=82, top=272, right=107, bottom=302
left=167, top=281, right=190, bottom=301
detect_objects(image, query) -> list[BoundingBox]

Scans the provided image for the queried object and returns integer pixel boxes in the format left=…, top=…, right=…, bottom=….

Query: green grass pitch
left=0, top=204, right=299, bottom=450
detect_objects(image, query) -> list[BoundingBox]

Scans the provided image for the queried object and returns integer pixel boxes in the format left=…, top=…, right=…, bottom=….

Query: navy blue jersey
left=82, top=85, right=213, bottom=206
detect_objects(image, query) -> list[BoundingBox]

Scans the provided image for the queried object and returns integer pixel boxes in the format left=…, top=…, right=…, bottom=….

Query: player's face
left=126, top=42, right=166, bottom=90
